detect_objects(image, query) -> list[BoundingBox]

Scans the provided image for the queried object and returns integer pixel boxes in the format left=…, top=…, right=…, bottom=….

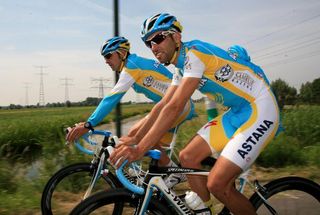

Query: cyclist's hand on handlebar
left=65, top=122, right=89, bottom=142
left=118, top=136, right=137, bottom=147
left=109, top=144, right=143, bottom=168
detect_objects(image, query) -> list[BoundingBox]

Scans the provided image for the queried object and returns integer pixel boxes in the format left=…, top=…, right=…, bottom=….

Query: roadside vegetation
left=0, top=104, right=152, bottom=214
left=0, top=103, right=319, bottom=214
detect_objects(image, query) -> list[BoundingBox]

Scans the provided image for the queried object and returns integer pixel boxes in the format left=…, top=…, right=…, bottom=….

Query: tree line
left=1, top=97, right=154, bottom=109
left=2, top=77, right=319, bottom=110
left=271, top=77, right=320, bottom=109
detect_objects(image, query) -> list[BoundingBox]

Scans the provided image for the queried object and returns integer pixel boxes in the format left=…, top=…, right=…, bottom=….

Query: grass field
left=0, top=104, right=319, bottom=214
left=0, top=104, right=153, bottom=160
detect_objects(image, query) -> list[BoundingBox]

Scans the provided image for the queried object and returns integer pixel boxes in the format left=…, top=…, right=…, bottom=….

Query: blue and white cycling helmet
left=101, top=36, right=130, bottom=57
left=141, top=13, right=183, bottom=42
left=228, top=45, right=251, bottom=62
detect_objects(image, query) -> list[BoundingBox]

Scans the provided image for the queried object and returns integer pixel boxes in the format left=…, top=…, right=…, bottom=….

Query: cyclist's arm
left=87, top=72, right=134, bottom=126
left=134, top=51, right=206, bottom=153
left=127, top=84, right=178, bottom=144
left=126, top=116, right=147, bottom=137
left=118, top=116, right=148, bottom=146
left=125, top=68, right=183, bottom=144
left=66, top=73, right=134, bottom=142
left=135, top=77, right=200, bottom=153
left=110, top=77, right=200, bottom=165
left=110, top=51, right=206, bottom=165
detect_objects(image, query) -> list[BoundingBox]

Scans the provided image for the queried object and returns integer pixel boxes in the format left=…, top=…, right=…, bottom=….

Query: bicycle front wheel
left=41, top=162, right=121, bottom=215
left=70, top=188, right=171, bottom=215
left=250, top=176, right=320, bottom=215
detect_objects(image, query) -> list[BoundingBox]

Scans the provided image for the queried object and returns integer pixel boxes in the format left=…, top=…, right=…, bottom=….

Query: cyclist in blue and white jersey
left=110, top=13, right=280, bottom=215
left=66, top=36, right=194, bottom=168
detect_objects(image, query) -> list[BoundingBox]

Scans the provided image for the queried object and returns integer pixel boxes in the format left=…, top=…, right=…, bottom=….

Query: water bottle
left=184, top=191, right=206, bottom=210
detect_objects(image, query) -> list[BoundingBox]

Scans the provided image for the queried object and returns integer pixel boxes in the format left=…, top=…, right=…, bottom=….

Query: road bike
left=70, top=149, right=320, bottom=215
left=41, top=129, right=182, bottom=215
left=41, top=130, right=123, bottom=214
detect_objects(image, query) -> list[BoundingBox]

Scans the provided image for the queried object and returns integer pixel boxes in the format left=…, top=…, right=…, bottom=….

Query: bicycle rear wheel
left=249, top=176, right=320, bottom=215
left=41, top=162, right=121, bottom=215
left=70, top=188, right=171, bottom=215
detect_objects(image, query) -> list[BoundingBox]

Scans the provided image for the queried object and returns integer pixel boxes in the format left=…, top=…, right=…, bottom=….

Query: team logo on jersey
left=152, top=81, right=169, bottom=94
left=143, top=76, right=169, bottom=94
left=204, top=120, right=217, bottom=129
left=215, top=64, right=234, bottom=82
left=231, top=71, right=255, bottom=90
left=143, top=76, right=154, bottom=87
left=237, top=120, right=274, bottom=160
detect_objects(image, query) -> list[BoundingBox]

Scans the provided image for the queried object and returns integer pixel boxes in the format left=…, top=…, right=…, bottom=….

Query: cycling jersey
left=88, top=54, right=194, bottom=144
left=173, top=40, right=280, bottom=170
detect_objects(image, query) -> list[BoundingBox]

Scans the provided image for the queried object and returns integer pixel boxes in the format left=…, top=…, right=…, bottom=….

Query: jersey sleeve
left=87, top=71, right=135, bottom=126
left=183, top=51, right=205, bottom=78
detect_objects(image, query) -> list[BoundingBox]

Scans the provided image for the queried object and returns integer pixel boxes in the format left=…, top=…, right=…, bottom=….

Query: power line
left=244, top=13, right=320, bottom=45
left=91, top=77, right=112, bottom=98
left=60, top=77, right=74, bottom=103
left=255, top=37, right=320, bottom=61
left=261, top=49, right=320, bottom=68
left=250, top=30, right=320, bottom=54
left=34, top=65, right=48, bottom=107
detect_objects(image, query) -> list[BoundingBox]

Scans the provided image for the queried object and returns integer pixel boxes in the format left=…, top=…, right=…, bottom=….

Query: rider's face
left=104, top=52, right=121, bottom=71
left=146, top=31, right=177, bottom=64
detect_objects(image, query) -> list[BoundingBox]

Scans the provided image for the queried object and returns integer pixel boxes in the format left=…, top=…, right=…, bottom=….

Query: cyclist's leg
left=207, top=94, right=280, bottom=214
left=201, top=107, right=255, bottom=214
left=208, top=156, right=256, bottom=214
left=181, top=111, right=234, bottom=203
left=179, top=134, right=212, bottom=201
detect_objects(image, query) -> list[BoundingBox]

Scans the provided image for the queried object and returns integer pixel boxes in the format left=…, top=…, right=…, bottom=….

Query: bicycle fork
left=253, top=180, right=278, bottom=215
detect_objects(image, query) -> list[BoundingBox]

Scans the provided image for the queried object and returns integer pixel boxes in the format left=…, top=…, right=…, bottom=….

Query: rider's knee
left=179, top=149, right=196, bottom=167
left=207, top=177, right=231, bottom=200
left=178, top=149, right=188, bottom=165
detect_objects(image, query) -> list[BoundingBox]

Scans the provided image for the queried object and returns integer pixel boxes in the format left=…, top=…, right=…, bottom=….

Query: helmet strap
left=117, top=50, right=129, bottom=72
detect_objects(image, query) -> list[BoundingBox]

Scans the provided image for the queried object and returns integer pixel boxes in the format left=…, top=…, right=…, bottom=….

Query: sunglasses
left=104, top=52, right=114, bottom=59
left=145, top=32, right=172, bottom=48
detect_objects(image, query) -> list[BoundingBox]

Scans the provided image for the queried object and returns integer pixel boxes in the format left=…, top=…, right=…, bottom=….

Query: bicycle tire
left=41, top=162, right=121, bottom=215
left=70, top=188, right=172, bottom=215
left=249, top=176, right=320, bottom=214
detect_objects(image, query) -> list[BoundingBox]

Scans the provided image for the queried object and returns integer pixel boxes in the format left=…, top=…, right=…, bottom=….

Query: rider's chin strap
left=164, top=42, right=180, bottom=66
left=117, top=50, right=129, bottom=72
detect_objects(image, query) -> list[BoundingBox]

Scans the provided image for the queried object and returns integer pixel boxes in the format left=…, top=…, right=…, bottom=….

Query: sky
left=0, top=0, right=319, bottom=106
